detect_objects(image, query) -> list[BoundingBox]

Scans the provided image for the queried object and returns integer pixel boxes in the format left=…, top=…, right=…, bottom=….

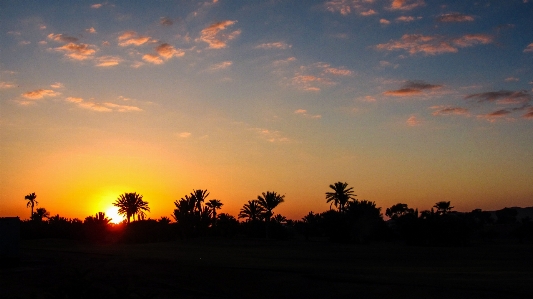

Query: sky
left=1, top=0, right=532, bottom=221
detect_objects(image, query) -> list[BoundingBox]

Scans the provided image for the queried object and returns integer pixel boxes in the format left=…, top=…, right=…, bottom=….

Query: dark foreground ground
left=1, top=238, right=532, bottom=299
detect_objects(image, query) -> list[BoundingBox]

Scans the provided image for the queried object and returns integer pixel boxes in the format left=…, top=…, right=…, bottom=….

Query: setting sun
left=105, top=207, right=124, bottom=224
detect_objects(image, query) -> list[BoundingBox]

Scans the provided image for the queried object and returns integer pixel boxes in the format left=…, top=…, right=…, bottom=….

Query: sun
left=105, top=206, right=124, bottom=224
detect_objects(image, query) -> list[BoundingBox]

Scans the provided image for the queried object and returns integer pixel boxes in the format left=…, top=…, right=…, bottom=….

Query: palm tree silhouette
left=326, top=182, right=356, bottom=213
left=24, top=192, right=38, bottom=219
left=190, top=189, right=210, bottom=211
left=238, top=200, right=264, bottom=222
left=206, top=199, right=223, bottom=226
left=257, top=191, right=285, bottom=222
left=433, top=201, right=454, bottom=215
left=272, top=214, right=287, bottom=224
left=113, top=192, right=150, bottom=223
left=32, top=207, right=50, bottom=221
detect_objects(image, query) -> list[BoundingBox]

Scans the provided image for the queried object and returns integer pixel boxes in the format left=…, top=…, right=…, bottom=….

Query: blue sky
left=1, top=0, right=532, bottom=220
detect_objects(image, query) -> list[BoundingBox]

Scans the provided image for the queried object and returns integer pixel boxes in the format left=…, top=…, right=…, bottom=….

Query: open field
left=2, top=238, right=532, bottom=299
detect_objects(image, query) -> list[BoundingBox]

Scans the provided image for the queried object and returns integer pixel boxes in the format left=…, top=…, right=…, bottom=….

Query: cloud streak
left=384, top=80, right=442, bottom=96
left=54, top=43, right=96, bottom=60
left=66, top=97, right=142, bottom=112
left=198, top=20, right=240, bottom=49
left=437, top=13, right=474, bottom=23
left=22, top=89, right=60, bottom=100
left=376, top=33, right=492, bottom=55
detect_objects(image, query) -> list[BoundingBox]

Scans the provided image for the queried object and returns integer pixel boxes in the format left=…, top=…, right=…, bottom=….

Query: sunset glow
left=1, top=1, right=532, bottom=221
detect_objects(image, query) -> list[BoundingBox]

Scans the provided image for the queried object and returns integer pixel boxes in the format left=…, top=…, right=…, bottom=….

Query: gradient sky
left=1, top=0, right=532, bottom=221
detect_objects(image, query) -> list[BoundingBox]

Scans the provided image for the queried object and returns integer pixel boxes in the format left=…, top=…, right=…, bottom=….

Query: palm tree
left=433, top=201, right=453, bottom=215
left=205, top=199, right=223, bottom=226
left=257, top=191, right=285, bottom=222
left=24, top=192, right=38, bottom=219
left=190, top=189, right=210, bottom=211
left=238, top=200, right=264, bottom=222
left=113, top=192, right=150, bottom=223
left=32, top=207, right=50, bottom=221
left=272, top=214, right=287, bottom=224
left=326, top=182, right=356, bottom=213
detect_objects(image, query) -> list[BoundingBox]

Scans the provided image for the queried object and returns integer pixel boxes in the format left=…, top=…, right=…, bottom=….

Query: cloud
left=504, top=77, right=519, bottom=82
left=66, top=97, right=142, bottom=112
left=118, top=31, right=154, bottom=46
left=295, top=109, right=322, bottom=119
left=464, top=90, right=531, bottom=104
left=54, top=43, right=96, bottom=60
left=290, top=63, right=352, bottom=91
left=95, top=56, right=122, bottom=67
left=406, top=115, right=421, bottom=126
left=431, top=106, right=469, bottom=116
left=91, top=3, right=103, bottom=9
left=376, top=33, right=492, bottom=55
left=252, top=128, right=289, bottom=143
left=324, top=67, right=353, bottom=76
left=210, top=61, right=232, bottom=71
left=48, top=33, right=78, bottom=43
left=255, top=42, right=291, bottom=50
left=86, top=27, right=97, bottom=34
left=390, top=0, right=425, bottom=11
left=384, top=80, right=442, bottom=96
left=396, top=16, right=420, bottom=22
left=361, top=9, right=377, bottom=16
left=155, top=43, right=184, bottom=59
left=178, top=132, right=191, bottom=138
left=437, top=13, right=474, bottom=23
left=523, top=107, right=533, bottom=119
left=22, top=89, right=60, bottom=100
left=0, top=82, right=16, bottom=89
left=198, top=20, right=240, bottom=49
left=160, top=17, right=173, bottom=26
left=477, top=109, right=513, bottom=122
left=380, top=19, right=391, bottom=25
left=324, top=0, right=378, bottom=16
left=524, top=43, right=533, bottom=53
left=142, top=54, right=163, bottom=64
left=50, top=82, right=64, bottom=89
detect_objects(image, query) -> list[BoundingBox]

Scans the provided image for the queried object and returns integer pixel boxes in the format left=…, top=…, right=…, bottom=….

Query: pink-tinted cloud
left=198, top=20, right=240, bottom=49
left=361, top=9, right=377, bottom=16
left=406, top=115, right=421, bottom=126
left=155, top=43, right=184, bottom=59
left=178, top=132, right=191, bottom=138
left=437, top=13, right=474, bottom=23
left=464, top=90, right=531, bottom=104
left=505, top=77, right=519, bottom=82
left=118, top=31, right=153, bottom=46
left=431, top=106, right=469, bottom=116
left=325, top=0, right=378, bottom=16
left=324, top=67, right=353, bottom=76
left=523, top=107, right=533, bottom=119
left=396, top=16, right=419, bottom=22
left=22, top=89, right=60, bottom=100
left=142, top=54, right=163, bottom=64
left=0, top=82, right=16, bottom=89
left=376, top=33, right=492, bottom=55
left=210, top=61, right=232, bottom=71
left=384, top=80, right=442, bottom=96
left=477, top=109, right=512, bottom=122
left=86, top=27, right=97, bottom=34
left=290, top=63, right=352, bottom=91
left=95, top=56, right=122, bottom=67
left=160, top=17, right=173, bottom=26
left=54, top=43, right=96, bottom=60
left=380, top=19, right=391, bottom=25
left=255, top=42, right=291, bottom=50
left=91, top=3, right=103, bottom=9
left=48, top=33, right=78, bottom=43
left=524, top=43, right=533, bottom=53
left=390, top=0, right=425, bottom=11
left=66, top=97, right=142, bottom=112
left=253, top=128, right=289, bottom=143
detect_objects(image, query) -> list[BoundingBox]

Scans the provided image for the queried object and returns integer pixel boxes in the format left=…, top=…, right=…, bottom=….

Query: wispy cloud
left=464, top=90, right=531, bottom=104
left=0, top=82, right=16, bottom=89
left=91, top=3, right=103, bottom=9
left=384, top=80, right=442, bottom=96
left=252, top=128, right=289, bottom=143
left=396, top=16, right=421, bottom=22
left=54, top=43, right=97, bottom=60
left=295, top=109, right=322, bottom=119
left=290, top=63, right=352, bottom=91
left=477, top=109, right=513, bottom=122
left=255, top=42, right=291, bottom=50
left=324, top=0, right=377, bottom=16
left=210, top=61, right=232, bottom=71
left=50, top=82, right=64, bottom=89
left=431, top=106, right=469, bottom=116
left=523, top=107, right=533, bottom=119
left=504, top=77, right=519, bottom=82
left=95, top=56, right=122, bottom=67
left=160, top=17, right=173, bottom=26
left=178, top=132, right=191, bottom=138
left=406, top=115, right=421, bottom=126
left=376, top=33, right=492, bottom=55
left=389, top=0, right=425, bottom=11
left=436, top=13, right=474, bottom=23
left=198, top=20, right=240, bottom=49
left=118, top=31, right=154, bottom=46
left=142, top=54, right=163, bottom=65
left=155, top=43, right=184, bottom=59
left=86, top=27, right=97, bottom=34
left=66, top=97, right=142, bottom=112
left=380, top=19, right=391, bottom=25
left=22, top=89, right=60, bottom=100
left=48, top=33, right=79, bottom=43
left=524, top=43, right=533, bottom=53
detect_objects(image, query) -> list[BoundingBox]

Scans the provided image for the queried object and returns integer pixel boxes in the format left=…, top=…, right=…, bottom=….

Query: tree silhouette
left=326, top=182, right=356, bottom=213
left=257, top=191, right=285, bottom=222
left=24, top=192, right=38, bottom=219
left=113, top=192, right=150, bottom=223
left=190, top=189, right=210, bottom=211
left=238, top=200, right=264, bottom=222
left=272, top=214, right=287, bottom=224
left=386, top=203, right=416, bottom=219
left=84, top=212, right=112, bottom=225
left=32, top=207, right=50, bottom=221
left=433, top=201, right=454, bottom=216
left=206, top=199, right=223, bottom=226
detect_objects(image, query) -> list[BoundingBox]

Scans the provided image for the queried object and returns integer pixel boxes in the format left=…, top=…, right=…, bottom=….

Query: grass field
left=1, top=238, right=532, bottom=298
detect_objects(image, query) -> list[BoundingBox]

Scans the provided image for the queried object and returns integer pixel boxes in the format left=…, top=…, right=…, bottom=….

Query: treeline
left=19, top=183, right=533, bottom=245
